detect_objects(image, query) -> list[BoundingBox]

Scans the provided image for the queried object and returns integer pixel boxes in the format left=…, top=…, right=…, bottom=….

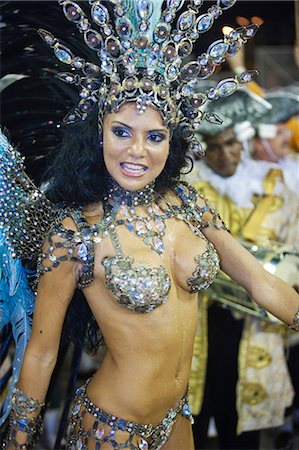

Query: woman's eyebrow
left=111, top=121, right=132, bottom=129
left=111, top=121, right=168, bottom=133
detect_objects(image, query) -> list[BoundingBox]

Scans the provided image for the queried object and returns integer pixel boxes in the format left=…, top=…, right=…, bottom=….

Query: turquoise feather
left=122, top=0, right=164, bottom=40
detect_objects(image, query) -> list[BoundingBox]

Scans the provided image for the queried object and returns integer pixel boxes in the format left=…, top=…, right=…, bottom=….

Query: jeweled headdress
left=38, top=0, right=259, bottom=156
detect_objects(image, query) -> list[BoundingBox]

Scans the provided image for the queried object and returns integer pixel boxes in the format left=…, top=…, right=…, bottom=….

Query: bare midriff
left=84, top=280, right=198, bottom=425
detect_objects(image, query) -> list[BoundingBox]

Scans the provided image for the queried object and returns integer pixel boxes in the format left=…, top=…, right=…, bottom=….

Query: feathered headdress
left=38, top=0, right=259, bottom=156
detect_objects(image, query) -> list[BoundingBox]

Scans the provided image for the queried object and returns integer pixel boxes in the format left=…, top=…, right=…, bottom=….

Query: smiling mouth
left=120, top=162, right=148, bottom=176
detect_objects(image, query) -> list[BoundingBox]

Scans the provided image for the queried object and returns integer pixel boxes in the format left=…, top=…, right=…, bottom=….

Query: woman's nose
left=128, top=136, right=147, bottom=157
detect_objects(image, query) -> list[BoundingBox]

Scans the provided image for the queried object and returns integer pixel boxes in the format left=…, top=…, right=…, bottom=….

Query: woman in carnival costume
left=1, top=1, right=299, bottom=449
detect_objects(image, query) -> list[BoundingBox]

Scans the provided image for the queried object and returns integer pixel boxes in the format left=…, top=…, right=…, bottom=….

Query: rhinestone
left=177, top=10, right=195, bottom=31
left=220, top=0, right=237, bottom=7
left=76, top=438, right=82, bottom=450
left=196, top=14, right=213, bottom=33
left=178, top=39, right=193, bottom=57
left=167, top=0, right=184, bottom=10
left=116, top=17, right=132, bottom=37
left=154, top=22, right=171, bottom=42
left=83, top=63, right=100, bottom=78
left=135, top=36, right=149, bottom=50
left=217, top=79, right=238, bottom=97
left=165, top=63, right=179, bottom=82
left=237, top=70, right=258, bottom=84
left=78, top=99, right=94, bottom=113
left=138, top=438, right=149, bottom=450
left=57, top=72, right=76, bottom=84
left=137, top=0, right=153, bottom=21
left=94, top=427, right=105, bottom=440
left=139, top=21, right=148, bottom=32
left=208, top=41, right=228, bottom=59
left=72, top=405, right=81, bottom=415
left=165, top=13, right=174, bottom=23
left=91, top=3, right=109, bottom=26
left=84, top=30, right=103, bottom=50
left=107, top=38, right=120, bottom=57
left=64, top=3, right=82, bottom=22
left=54, top=45, right=73, bottom=64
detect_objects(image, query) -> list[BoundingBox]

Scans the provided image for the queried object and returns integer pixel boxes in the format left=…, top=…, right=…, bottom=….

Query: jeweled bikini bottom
left=66, top=380, right=193, bottom=450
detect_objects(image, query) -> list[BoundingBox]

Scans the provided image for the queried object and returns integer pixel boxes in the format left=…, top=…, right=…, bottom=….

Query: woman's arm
left=5, top=218, right=79, bottom=449
left=202, top=226, right=299, bottom=326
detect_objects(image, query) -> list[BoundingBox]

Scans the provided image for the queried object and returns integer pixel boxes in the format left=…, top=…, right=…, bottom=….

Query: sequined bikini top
left=38, top=182, right=226, bottom=313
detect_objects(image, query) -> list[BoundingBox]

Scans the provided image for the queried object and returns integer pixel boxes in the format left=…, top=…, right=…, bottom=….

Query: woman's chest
left=92, top=218, right=219, bottom=296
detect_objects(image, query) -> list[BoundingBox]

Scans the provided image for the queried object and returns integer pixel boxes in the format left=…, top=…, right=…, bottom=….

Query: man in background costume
left=187, top=87, right=297, bottom=450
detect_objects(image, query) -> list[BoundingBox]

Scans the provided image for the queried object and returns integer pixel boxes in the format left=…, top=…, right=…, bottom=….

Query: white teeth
left=122, top=162, right=146, bottom=172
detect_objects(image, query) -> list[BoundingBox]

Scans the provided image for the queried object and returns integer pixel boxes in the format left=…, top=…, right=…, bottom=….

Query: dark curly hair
left=45, top=106, right=192, bottom=206
left=44, top=105, right=192, bottom=353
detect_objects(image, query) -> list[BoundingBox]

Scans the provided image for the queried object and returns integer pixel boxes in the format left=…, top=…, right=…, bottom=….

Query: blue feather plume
left=0, top=223, right=35, bottom=425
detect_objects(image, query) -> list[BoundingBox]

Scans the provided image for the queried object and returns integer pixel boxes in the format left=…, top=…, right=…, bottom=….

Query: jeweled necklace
left=102, top=178, right=168, bottom=255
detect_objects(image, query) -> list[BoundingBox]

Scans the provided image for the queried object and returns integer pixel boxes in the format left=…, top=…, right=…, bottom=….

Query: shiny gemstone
left=147, top=54, right=159, bottom=70
left=198, top=63, right=215, bottom=79
left=76, top=438, right=82, bottom=450
left=84, top=30, right=102, bottom=50
left=165, top=63, right=179, bottom=82
left=54, top=45, right=73, bottom=64
left=38, top=29, right=55, bottom=46
left=220, top=0, right=237, bottom=7
left=116, top=17, right=132, bottom=37
left=165, top=13, right=174, bottom=23
left=154, top=237, right=164, bottom=253
left=154, top=22, right=171, bottom=41
left=57, top=72, right=76, bottom=84
left=78, top=99, right=94, bottom=114
left=107, top=38, right=120, bottom=57
left=72, top=405, right=81, bottom=415
left=204, top=112, right=223, bottom=125
left=196, top=14, right=213, bottom=33
left=136, top=221, right=147, bottom=234
left=91, top=3, right=109, bottom=26
left=72, top=57, right=84, bottom=69
left=101, top=58, right=114, bottom=75
left=81, top=78, right=100, bottom=90
left=193, top=0, right=204, bottom=6
left=64, top=3, right=82, bottom=22
left=178, top=39, right=193, bottom=57
left=208, top=40, right=228, bottom=59
left=217, top=79, right=237, bottom=97
left=155, top=218, right=165, bottom=233
left=138, top=437, right=149, bottom=450
left=94, top=427, right=105, bottom=440
left=182, top=62, right=200, bottom=79
left=244, top=24, right=258, bottom=37
left=177, top=11, right=195, bottom=31
left=137, top=0, right=153, bottom=21
left=237, top=70, right=258, bottom=84
left=183, top=404, right=191, bottom=416
left=83, top=63, right=100, bottom=78
left=167, top=0, right=184, bottom=11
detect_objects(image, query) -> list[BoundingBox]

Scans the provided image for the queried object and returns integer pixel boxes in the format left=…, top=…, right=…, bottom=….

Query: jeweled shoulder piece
left=38, top=0, right=259, bottom=156
left=0, top=130, right=66, bottom=259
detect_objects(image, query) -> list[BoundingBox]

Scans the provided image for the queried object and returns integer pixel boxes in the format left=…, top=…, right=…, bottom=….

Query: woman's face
left=103, top=103, right=170, bottom=191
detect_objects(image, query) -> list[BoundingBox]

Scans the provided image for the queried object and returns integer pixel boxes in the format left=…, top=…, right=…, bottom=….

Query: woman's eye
left=148, top=133, right=165, bottom=143
left=112, top=127, right=130, bottom=138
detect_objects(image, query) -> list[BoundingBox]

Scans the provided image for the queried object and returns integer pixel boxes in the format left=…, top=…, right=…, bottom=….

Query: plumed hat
left=256, top=85, right=299, bottom=139
left=195, top=87, right=272, bottom=138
